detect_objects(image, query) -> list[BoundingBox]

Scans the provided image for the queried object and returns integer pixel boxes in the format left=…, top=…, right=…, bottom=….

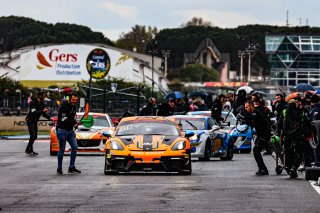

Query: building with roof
left=266, top=35, right=320, bottom=87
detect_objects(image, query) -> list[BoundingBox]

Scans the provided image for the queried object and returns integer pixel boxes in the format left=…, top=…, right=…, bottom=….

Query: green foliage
left=168, top=64, right=220, bottom=82
left=0, top=16, right=114, bottom=53
left=116, top=25, right=158, bottom=53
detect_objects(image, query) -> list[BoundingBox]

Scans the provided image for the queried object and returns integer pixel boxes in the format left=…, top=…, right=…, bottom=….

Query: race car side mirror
left=102, top=130, right=113, bottom=138
left=185, top=130, right=194, bottom=138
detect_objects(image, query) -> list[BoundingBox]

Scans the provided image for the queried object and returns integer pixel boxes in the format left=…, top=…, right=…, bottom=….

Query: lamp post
left=146, top=40, right=159, bottom=97
left=161, top=49, right=171, bottom=78
left=246, top=43, right=256, bottom=82
left=237, top=50, right=246, bottom=82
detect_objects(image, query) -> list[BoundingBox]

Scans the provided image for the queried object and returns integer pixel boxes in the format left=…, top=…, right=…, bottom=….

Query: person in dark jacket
left=309, top=94, right=320, bottom=167
left=56, top=92, right=81, bottom=174
left=139, top=97, right=157, bottom=116
left=272, top=93, right=287, bottom=122
left=278, top=98, right=312, bottom=178
left=157, top=99, right=175, bottom=116
left=211, top=94, right=226, bottom=122
left=25, top=92, right=51, bottom=155
left=241, top=100, right=272, bottom=176
left=233, top=89, right=247, bottom=116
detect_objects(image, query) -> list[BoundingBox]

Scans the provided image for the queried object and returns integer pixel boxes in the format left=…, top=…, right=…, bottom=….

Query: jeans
left=56, top=128, right=78, bottom=169
left=26, top=122, right=38, bottom=152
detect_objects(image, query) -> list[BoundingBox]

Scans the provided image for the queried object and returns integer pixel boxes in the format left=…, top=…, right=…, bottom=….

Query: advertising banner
left=20, top=44, right=133, bottom=87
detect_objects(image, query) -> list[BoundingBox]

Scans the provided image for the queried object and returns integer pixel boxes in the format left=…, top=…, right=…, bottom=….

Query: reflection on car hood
left=118, top=135, right=179, bottom=151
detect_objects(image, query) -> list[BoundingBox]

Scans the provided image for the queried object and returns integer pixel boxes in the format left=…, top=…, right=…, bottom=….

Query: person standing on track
left=240, top=100, right=272, bottom=176
left=56, top=92, right=81, bottom=174
left=25, top=91, right=51, bottom=155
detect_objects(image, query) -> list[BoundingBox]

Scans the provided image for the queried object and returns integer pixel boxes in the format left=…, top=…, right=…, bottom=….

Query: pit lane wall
left=0, top=116, right=51, bottom=131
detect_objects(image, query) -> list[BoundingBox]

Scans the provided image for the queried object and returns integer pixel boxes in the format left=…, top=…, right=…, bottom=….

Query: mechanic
left=211, top=94, right=226, bottom=123
left=277, top=97, right=312, bottom=178
left=139, top=97, right=158, bottom=116
left=56, top=92, right=81, bottom=174
left=240, top=100, right=271, bottom=176
left=309, top=94, right=320, bottom=167
left=25, top=91, right=51, bottom=155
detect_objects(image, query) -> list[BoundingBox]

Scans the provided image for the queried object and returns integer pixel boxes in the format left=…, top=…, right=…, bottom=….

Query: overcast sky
left=1, top=0, right=319, bottom=41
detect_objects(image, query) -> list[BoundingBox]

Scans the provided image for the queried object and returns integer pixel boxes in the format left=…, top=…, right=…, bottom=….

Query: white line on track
left=310, top=181, right=320, bottom=195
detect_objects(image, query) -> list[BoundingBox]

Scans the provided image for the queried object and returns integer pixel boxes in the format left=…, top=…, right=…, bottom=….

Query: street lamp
left=111, top=83, right=117, bottom=93
left=237, top=50, right=246, bottom=82
left=146, top=40, right=159, bottom=96
left=246, top=43, right=256, bottom=82
left=161, top=49, right=171, bottom=78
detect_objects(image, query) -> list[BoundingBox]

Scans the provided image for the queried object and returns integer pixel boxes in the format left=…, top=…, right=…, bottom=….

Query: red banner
left=204, top=82, right=248, bottom=87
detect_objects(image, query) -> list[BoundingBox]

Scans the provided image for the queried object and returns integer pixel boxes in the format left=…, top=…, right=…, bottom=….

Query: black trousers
left=253, top=136, right=270, bottom=171
left=26, top=122, right=38, bottom=152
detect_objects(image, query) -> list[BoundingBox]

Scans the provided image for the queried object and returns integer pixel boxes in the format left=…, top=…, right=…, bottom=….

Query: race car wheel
left=275, top=165, right=283, bottom=175
left=179, top=154, right=192, bottom=175
left=240, top=149, right=251, bottom=154
left=50, top=150, right=58, bottom=156
left=310, top=121, right=320, bottom=150
left=198, top=140, right=211, bottom=161
left=221, top=139, right=234, bottom=161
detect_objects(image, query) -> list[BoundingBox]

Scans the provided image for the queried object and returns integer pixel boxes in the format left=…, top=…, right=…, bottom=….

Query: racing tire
left=275, top=165, right=283, bottom=175
left=50, top=150, right=58, bottom=156
left=305, top=167, right=320, bottom=181
left=198, top=140, right=211, bottom=161
left=104, top=156, right=118, bottom=175
left=310, top=121, right=320, bottom=150
left=240, top=149, right=251, bottom=154
left=179, top=154, right=192, bottom=175
left=220, top=139, right=234, bottom=161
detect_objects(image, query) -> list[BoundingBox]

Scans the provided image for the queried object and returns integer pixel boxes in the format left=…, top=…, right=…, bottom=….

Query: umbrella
left=285, top=92, right=303, bottom=102
left=292, top=83, right=315, bottom=92
left=187, top=91, right=208, bottom=99
left=236, top=86, right=253, bottom=94
left=315, top=89, right=320, bottom=95
left=164, top=91, right=183, bottom=100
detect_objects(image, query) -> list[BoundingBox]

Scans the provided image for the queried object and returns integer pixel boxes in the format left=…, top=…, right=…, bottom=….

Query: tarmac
left=0, top=135, right=49, bottom=140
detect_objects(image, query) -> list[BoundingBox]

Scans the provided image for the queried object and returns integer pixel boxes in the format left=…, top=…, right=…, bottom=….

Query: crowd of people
left=22, top=87, right=320, bottom=177
left=136, top=89, right=320, bottom=178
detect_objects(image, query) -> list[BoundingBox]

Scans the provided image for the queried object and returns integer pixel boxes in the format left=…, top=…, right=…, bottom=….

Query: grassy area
left=0, top=131, right=49, bottom=136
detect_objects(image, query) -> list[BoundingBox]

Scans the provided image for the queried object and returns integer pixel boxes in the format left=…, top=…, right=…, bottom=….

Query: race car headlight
left=110, top=141, right=124, bottom=151
left=172, top=141, right=186, bottom=150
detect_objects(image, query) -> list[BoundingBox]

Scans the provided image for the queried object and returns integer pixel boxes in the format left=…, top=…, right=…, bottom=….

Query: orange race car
left=50, top=112, right=114, bottom=155
left=102, top=116, right=194, bottom=175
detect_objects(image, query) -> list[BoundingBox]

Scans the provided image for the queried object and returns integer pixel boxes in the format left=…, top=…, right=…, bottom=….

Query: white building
left=0, top=43, right=169, bottom=92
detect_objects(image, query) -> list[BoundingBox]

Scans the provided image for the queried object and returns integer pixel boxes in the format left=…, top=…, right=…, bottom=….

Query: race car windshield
left=116, top=122, right=180, bottom=136
left=178, top=118, right=205, bottom=130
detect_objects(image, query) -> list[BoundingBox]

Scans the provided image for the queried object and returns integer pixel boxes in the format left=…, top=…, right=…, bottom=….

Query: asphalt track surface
left=0, top=139, right=320, bottom=213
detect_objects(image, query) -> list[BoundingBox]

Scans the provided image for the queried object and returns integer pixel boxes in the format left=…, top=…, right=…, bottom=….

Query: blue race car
left=171, top=115, right=234, bottom=161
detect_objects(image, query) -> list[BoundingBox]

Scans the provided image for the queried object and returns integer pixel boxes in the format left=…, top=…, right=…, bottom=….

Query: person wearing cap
left=25, top=91, right=51, bottom=155
left=139, top=97, right=157, bottom=116
left=56, top=92, right=81, bottom=174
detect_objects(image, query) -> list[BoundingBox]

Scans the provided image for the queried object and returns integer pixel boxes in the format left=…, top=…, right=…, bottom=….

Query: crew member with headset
left=25, top=91, right=51, bottom=155
left=56, top=92, right=81, bottom=174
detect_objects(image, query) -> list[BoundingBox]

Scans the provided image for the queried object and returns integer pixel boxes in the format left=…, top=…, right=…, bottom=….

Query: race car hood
left=117, top=135, right=179, bottom=151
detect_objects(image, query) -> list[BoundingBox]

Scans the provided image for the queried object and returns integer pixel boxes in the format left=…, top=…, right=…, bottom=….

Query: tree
left=116, top=25, right=158, bottom=53
left=168, top=64, right=220, bottom=82
left=181, top=17, right=214, bottom=27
